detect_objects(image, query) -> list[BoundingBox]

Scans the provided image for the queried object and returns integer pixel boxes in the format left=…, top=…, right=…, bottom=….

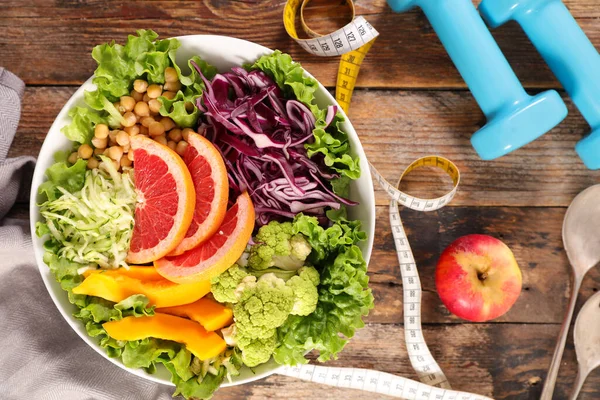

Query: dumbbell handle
left=511, top=0, right=600, bottom=128
left=419, top=0, right=528, bottom=117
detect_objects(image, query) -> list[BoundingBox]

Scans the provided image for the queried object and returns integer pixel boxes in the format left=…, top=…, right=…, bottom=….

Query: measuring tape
left=278, top=364, right=491, bottom=400
left=282, top=1, right=492, bottom=399
left=283, top=0, right=378, bottom=113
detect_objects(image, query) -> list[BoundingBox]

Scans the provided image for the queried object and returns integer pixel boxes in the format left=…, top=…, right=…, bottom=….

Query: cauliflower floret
left=236, top=329, right=277, bottom=367
left=233, top=273, right=294, bottom=339
left=248, top=221, right=312, bottom=271
left=286, top=266, right=320, bottom=316
left=211, top=265, right=249, bottom=304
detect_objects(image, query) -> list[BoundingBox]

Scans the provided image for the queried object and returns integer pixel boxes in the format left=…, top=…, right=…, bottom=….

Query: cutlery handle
left=541, top=276, right=582, bottom=400
left=569, top=368, right=587, bottom=400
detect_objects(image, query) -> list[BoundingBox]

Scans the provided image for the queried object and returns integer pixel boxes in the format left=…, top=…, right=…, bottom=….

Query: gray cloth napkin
left=0, top=68, right=174, bottom=400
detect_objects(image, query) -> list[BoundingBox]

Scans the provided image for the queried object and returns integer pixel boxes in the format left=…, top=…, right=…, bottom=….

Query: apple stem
left=478, top=272, right=488, bottom=281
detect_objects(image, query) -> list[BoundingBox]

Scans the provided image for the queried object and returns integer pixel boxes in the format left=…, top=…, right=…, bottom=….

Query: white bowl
left=30, top=35, right=375, bottom=388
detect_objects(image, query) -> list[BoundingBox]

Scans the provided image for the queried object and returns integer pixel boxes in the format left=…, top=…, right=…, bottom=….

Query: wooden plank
left=2, top=0, right=600, bottom=19
left=210, top=323, right=599, bottom=399
left=14, top=87, right=599, bottom=207
left=2, top=2, right=600, bottom=88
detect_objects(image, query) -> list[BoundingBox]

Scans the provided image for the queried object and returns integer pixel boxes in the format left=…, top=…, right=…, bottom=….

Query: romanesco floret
left=247, top=221, right=312, bottom=271
left=233, top=273, right=294, bottom=339
left=286, top=266, right=320, bottom=316
left=236, top=328, right=277, bottom=367
left=210, top=265, right=249, bottom=304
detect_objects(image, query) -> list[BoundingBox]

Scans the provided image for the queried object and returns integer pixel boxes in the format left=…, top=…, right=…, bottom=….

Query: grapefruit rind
left=154, top=192, right=255, bottom=284
left=126, top=136, right=196, bottom=264
left=169, top=132, right=229, bottom=256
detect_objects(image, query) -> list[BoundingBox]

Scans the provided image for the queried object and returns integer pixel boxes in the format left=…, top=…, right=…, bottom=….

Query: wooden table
left=3, top=0, right=600, bottom=398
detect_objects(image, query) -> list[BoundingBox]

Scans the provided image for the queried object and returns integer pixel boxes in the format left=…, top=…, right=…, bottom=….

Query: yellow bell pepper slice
left=83, top=266, right=163, bottom=281
left=72, top=271, right=211, bottom=308
left=103, top=314, right=226, bottom=360
left=157, top=297, right=233, bottom=332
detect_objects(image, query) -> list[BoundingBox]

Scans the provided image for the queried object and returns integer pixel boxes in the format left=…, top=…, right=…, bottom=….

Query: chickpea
left=182, top=128, right=194, bottom=142
left=185, top=101, right=195, bottom=113
left=116, top=130, right=130, bottom=146
left=167, top=140, right=177, bottom=151
left=134, top=101, right=150, bottom=117
left=120, top=96, right=136, bottom=112
left=93, top=147, right=104, bottom=156
left=120, top=156, right=133, bottom=168
left=164, top=80, right=182, bottom=92
left=140, top=116, right=155, bottom=128
left=107, top=146, right=124, bottom=163
left=154, top=134, right=168, bottom=146
left=139, top=125, right=149, bottom=136
left=168, top=128, right=182, bottom=142
left=148, top=99, right=162, bottom=114
left=159, top=117, right=175, bottom=132
left=122, top=143, right=131, bottom=153
left=124, top=125, right=140, bottom=136
left=176, top=140, right=189, bottom=156
left=108, top=130, right=118, bottom=146
left=67, top=152, right=78, bottom=164
left=91, top=136, right=107, bottom=149
left=162, top=91, right=176, bottom=100
left=94, top=123, right=109, bottom=139
left=149, top=121, right=165, bottom=137
left=147, top=84, right=162, bottom=99
left=114, top=102, right=126, bottom=115
left=143, top=93, right=151, bottom=102
left=121, top=111, right=137, bottom=128
left=164, top=67, right=178, bottom=83
left=127, top=151, right=135, bottom=162
left=77, top=144, right=93, bottom=159
left=130, top=89, right=143, bottom=102
left=133, top=79, right=148, bottom=93
left=87, top=157, right=99, bottom=169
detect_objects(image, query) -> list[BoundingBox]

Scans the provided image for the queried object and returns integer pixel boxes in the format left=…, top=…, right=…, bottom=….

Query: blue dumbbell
left=480, top=0, right=600, bottom=169
left=386, top=0, right=568, bottom=160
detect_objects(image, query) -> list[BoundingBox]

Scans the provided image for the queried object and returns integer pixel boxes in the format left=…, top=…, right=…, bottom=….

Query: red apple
left=435, top=234, right=522, bottom=322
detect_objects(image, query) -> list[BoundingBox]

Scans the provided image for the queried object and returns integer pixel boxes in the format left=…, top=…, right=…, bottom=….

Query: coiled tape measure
left=280, top=1, right=492, bottom=399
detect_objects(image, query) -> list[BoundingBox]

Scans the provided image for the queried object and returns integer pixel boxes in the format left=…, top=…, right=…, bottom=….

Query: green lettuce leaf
left=37, top=158, right=87, bottom=202
left=158, top=89, right=201, bottom=129
left=167, top=363, right=227, bottom=400
left=158, top=55, right=217, bottom=128
left=274, top=245, right=373, bottom=365
left=292, top=214, right=366, bottom=263
left=60, top=106, right=108, bottom=144
left=249, top=51, right=360, bottom=182
left=271, top=215, right=373, bottom=365
left=84, top=29, right=182, bottom=128
left=90, top=29, right=179, bottom=101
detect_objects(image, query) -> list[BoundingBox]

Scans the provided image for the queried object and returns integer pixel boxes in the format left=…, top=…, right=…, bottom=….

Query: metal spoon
left=542, top=184, right=600, bottom=399
left=570, top=291, right=600, bottom=399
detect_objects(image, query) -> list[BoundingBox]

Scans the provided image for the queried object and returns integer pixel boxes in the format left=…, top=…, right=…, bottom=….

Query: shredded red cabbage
left=191, top=61, right=357, bottom=226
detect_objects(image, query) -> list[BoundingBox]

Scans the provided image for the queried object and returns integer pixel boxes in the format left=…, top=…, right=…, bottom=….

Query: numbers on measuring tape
left=283, top=0, right=378, bottom=113
left=383, top=157, right=459, bottom=389
left=278, top=365, right=492, bottom=400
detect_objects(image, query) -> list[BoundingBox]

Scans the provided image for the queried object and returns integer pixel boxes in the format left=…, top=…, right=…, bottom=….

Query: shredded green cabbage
left=38, top=156, right=136, bottom=269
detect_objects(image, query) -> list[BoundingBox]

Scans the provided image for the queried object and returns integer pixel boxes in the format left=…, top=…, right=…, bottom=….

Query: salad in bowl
left=31, top=30, right=375, bottom=399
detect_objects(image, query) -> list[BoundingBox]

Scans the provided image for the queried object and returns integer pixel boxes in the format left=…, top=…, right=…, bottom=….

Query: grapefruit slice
left=127, top=135, right=195, bottom=264
left=169, top=132, right=229, bottom=256
left=155, top=192, right=255, bottom=284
